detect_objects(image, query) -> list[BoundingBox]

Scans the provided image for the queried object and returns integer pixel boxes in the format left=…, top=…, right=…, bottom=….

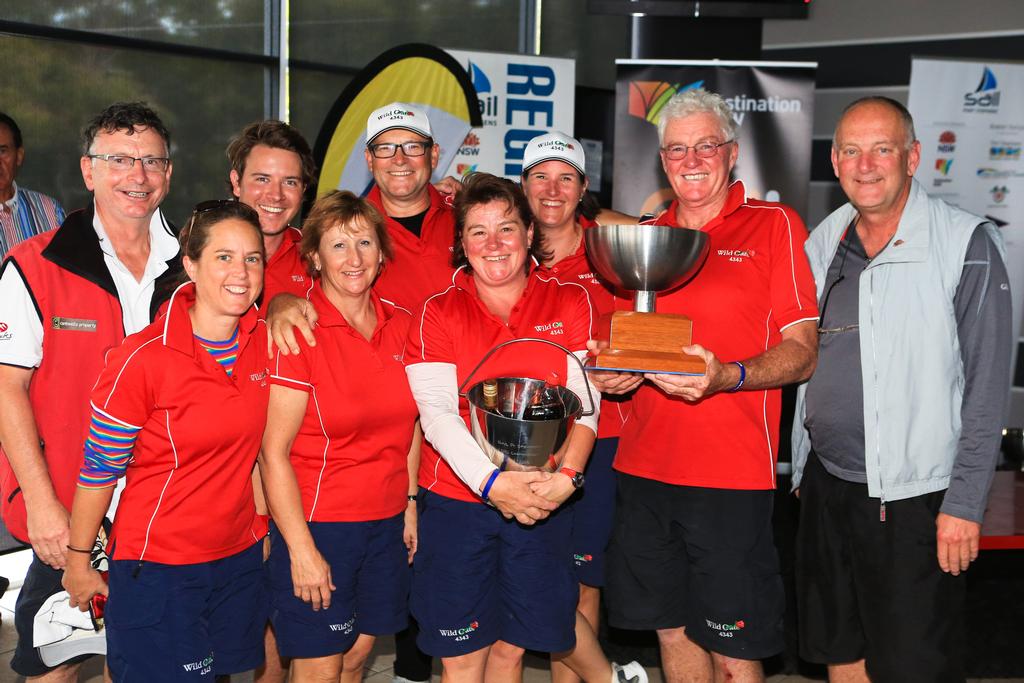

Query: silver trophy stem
left=635, top=290, right=656, bottom=313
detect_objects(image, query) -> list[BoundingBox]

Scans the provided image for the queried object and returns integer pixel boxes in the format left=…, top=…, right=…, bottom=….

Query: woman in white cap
left=521, top=132, right=634, bottom=683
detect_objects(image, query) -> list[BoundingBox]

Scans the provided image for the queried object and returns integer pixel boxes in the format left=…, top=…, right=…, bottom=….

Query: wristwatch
left=559, top=467, right=585, bottom=489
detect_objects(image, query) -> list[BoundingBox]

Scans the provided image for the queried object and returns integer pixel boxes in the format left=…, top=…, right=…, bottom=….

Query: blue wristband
left=728, top=361, right=746, bottom=393
left=481, top=469, right=501, bottom=501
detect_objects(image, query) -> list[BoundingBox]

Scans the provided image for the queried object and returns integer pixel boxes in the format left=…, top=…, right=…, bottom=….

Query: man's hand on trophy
left=585, top=340, right=643, bottom=394
left=645, top=344, right=736, bottom=401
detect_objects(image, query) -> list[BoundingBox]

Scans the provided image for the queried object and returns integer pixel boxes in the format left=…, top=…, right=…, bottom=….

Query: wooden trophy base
left=590, top=311, right=706, bottom=375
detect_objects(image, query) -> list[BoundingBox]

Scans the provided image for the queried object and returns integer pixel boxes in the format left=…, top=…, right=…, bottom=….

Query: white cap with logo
left=522, top=132, right=586, bottom=176
left=366, top=102, right=433, bottom=144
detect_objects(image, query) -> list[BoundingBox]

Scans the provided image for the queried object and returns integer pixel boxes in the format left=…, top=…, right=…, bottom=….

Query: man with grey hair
left=588, top=88, right=819, bottom=682
left=792, top=96, right=1011, bottom=682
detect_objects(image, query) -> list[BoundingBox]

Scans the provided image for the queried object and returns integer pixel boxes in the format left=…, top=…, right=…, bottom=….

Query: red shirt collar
left=162, top=282, right=260, bottom=355
left=308, top=279, right=393, bottom=338
left=655, top=180, right=748, bottom=230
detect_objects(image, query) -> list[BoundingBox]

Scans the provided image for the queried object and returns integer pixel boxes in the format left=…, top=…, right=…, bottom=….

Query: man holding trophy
left=587, top=89, right=819, bottom=683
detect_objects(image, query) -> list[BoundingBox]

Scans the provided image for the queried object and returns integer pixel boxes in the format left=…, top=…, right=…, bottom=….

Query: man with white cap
left=268, top=101, right=456, bottom=683
left=361, top=101, right=457, bottom=313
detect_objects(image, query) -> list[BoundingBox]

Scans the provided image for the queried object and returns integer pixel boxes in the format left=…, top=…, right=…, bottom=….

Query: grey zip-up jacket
left=792, top=180, right=1009, bottom=520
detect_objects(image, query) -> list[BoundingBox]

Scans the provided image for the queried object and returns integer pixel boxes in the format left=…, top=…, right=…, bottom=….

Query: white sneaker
left=612, top=661, right=648, bottom=683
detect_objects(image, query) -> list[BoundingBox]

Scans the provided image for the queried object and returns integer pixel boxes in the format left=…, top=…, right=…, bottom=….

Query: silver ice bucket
left=459, top=339, right=596, bottom=469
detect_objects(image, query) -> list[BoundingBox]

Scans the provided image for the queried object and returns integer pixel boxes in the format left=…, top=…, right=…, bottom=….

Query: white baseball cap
left=33, top=591, right=106, bottom=666
left=366, top=102, right=433, bottom=144
left=522, top=132, right=586, bottom=176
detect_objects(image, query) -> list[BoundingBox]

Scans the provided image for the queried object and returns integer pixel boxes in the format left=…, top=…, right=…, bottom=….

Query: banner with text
left=908, top=58, right=1024, bottom=358
left=613, top=60, right=816, bottom=218
left=445, top=49, right=575, bottom=181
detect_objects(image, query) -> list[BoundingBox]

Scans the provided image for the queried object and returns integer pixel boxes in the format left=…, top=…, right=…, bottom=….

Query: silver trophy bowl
left=585, top=224, right=710, bottom=312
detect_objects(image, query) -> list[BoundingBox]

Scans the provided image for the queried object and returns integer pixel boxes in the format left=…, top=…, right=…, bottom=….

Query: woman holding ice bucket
left=405, top=172, right=646, bottom=683
left=259, top=190, right=421, bottom=682
left=62, top=200, right=271, bottom=679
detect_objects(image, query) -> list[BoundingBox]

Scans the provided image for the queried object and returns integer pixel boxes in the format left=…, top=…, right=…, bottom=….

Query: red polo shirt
left=270, top=282, right=418, bottom=521
left=533, top=216, right=629, bottom=439
left=263, top=226, right=311, bottom=303
left=406, top=267, right=596, bottom=502
left=614, top=181, right=818, bottom=490
left=90, top=284, right=270, bottom=564
left=367, top=184, right=457, bottom=311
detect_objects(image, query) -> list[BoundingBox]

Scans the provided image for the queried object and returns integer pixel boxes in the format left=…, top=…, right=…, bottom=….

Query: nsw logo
left=459, top=132, right=481, bottom=156
left=963, top=66, right=1000, bottom=112
left=990, top=185, right=1010, bottom=203
left=937, top=130, right=956, bottom=154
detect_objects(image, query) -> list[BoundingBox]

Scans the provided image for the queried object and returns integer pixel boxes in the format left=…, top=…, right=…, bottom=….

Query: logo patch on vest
left=51, top=317, right=98, bottom=332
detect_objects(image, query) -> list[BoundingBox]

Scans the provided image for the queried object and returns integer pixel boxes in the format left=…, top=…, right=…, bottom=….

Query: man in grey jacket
left=791, top=96, right=1012, bottom=683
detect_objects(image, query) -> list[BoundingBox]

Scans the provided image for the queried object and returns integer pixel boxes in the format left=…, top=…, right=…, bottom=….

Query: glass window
left=0, top=34, right=267, bottom=224
left=288, top=68, right=353, bottom=167
left=5, top=0, right=270, bottom=55
left=291, top=0, right=520, bottom=68
left=540, top=0, right=629, bottom=89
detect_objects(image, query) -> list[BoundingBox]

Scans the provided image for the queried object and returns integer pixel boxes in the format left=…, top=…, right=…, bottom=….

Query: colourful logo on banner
left=468, top=61, right=492, bottom=94
left=935, top=158, right=953, bottom=175
left=964, top=66, right=1000, bottom=111
left=937, top=131, right=956, bottom=153
left=991, top=185, right=1010, bottom=203
left=456, top=163, right=478, bottom=178
left=628, top=80, right=704, bottom=126
left=990, top=145, right=1021, bottom=160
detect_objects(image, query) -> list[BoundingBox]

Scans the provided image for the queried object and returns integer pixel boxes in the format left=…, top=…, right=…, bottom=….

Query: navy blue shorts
left=268, top=515, right=409, bottom=659
left=568, top=437, right=618, bottom=586
left=606, top=474, right=784, bottom=661
left=412, top=490, right=576, bottom=658
left=105, top=541, right=266, bottom=680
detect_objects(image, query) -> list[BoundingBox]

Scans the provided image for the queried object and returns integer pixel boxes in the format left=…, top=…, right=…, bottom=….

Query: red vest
left=0, top=207, right=180, bottom=541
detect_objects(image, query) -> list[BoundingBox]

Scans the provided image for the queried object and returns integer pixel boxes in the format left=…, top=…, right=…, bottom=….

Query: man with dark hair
left=0, top=112, right=66, bottom=256
left=0, top=101, right=179, bottom=680
left=227, top=119, right=316, bottom=303
left=792, top=96, right=1012, bottom=682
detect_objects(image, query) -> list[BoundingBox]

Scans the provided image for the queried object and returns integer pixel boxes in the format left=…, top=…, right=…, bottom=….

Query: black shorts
left=796, top=452, right=966, bottom=683
left=12, top=554, right=96, bottom=676
left=606, top=473, right=784, bottom=660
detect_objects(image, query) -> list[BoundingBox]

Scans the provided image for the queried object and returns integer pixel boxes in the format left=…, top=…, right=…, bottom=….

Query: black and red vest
left=0, top=206, right=180, bottom=542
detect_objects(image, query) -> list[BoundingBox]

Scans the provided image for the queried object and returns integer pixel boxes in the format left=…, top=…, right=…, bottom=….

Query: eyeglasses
left=87, top=154, right=170, bottom=173
left=660, top=140, right=734, bottom=160
left=367, top=140, right=432, bottom=159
